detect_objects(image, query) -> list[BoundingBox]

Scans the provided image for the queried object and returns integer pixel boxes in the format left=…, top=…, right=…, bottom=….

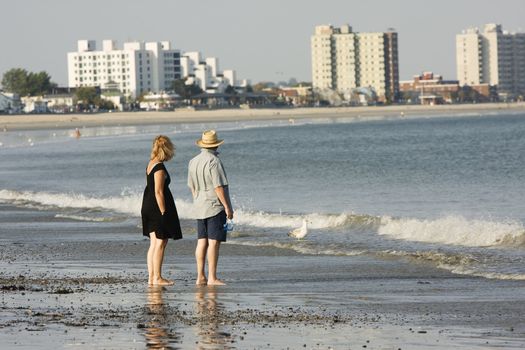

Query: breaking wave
left=0, top=189, right=375, bottom=230
left=378, top=215, right=525, bottom=248
left=1, top=189, right=524, bottom=249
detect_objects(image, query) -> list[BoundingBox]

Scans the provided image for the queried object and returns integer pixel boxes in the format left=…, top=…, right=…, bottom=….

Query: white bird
left=288, top=219, right=308, bottom=239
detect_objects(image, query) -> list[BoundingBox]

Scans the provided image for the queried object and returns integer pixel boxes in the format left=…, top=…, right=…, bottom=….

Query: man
left=188, top=130, right=234, bottom=286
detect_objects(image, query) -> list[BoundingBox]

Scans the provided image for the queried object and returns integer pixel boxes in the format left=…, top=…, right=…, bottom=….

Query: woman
left=141, top=135, right=183, bottom=285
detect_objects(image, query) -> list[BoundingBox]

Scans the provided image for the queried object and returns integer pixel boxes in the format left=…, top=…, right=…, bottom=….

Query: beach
left=2, top=204, right=524, bottom=349
left=1, top=102, right=525, bottom=131
left=1, top=108, right=525, bottom=349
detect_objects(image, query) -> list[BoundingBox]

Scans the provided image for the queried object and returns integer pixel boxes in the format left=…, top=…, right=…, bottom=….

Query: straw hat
left=196, top=130, right=224, bottom=148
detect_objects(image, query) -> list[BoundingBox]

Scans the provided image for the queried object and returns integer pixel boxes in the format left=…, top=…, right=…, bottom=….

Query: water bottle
left=223, top=219, right=234, bottom=232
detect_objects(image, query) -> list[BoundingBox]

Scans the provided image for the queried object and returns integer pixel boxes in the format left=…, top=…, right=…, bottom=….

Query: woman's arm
left=154, top=170, right=166, bottom=214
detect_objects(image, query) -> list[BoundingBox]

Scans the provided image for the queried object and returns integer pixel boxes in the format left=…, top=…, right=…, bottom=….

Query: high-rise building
left=456, top=24, right=525, bottom=97
left=67, top=40, right=181, bottom=98
left=311, top=25, right=399, bottom=102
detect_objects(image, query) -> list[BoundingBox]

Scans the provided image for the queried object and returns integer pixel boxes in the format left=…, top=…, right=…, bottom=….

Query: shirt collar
left=201, top=148, right=219, bottom=156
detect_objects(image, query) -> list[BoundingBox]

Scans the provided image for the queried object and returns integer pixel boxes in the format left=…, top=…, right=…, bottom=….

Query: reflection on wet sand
left=143, top=286, right=181, bottom=350
left=195, top=287, right=235, bottom=349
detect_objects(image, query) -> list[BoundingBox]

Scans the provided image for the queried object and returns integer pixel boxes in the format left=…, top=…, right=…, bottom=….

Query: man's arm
left=215, top=185, right=233, bottom=219
left=187, top=166, right=196, bottom=198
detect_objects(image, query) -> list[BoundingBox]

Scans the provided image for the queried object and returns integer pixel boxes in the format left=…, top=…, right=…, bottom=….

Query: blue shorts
left=197, top=211, right=227, bottom=242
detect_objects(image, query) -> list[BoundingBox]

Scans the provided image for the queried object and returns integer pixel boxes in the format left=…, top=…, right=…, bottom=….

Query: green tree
left=1, top=68, right=31, bottom=95
left=224, top=85, right=236, bottom=94
left=1, top=68, right=55, bottom=96
left=170, top=78, right=203, bottom=99
left=75, top=87, right=99, bottom=105
left=96, top=98, right=115, bottom=110
left=27, top=71, right=56, bottom=96
left=171, top=79, right=187, bottom=97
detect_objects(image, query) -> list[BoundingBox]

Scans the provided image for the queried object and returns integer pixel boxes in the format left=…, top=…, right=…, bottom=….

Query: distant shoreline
left=1, top=102, right=524, bottom=131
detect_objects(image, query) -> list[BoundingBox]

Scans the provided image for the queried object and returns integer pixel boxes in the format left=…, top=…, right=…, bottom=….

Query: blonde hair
left=150, top=135, right=175, bottom=161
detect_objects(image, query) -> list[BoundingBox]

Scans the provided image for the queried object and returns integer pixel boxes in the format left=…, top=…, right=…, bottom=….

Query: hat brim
left=196, top=139, right=224, bottom=148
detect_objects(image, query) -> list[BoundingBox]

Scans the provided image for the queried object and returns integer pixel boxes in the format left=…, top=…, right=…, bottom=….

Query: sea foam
left=0, top=189, right=365, bottom=229
left=378, top=215, right=525, bottom=248
left=1, top=189, right=524, bottom=249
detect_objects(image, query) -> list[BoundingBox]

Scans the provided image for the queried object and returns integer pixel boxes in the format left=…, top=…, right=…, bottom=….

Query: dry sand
left=1, top=102, right=524, bottom=131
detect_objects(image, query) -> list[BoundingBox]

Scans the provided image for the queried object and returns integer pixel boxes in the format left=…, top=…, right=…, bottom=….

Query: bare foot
left=151, top=278, right=174, bottom=286
left=207, top=279, right=226, bottom=286
left=195, top=278, right=208, bottom=286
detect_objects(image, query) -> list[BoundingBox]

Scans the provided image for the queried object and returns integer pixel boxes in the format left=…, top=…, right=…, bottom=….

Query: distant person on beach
left=141, top=135, right=183, bottom=286
left=188, top=130, right=234, bottom=286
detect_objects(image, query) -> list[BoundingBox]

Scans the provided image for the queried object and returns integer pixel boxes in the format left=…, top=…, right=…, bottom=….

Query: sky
left=0, top=0, right=523, bottom=86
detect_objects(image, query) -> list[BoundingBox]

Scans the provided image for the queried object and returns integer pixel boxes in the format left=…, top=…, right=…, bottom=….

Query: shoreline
left=1, top=102, right=524, bottom=131
left=1, top=173, right=525, bottom=348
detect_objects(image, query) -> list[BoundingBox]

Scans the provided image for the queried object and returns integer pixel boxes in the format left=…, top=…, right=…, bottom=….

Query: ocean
left=1, top=111, right=524, bottom=282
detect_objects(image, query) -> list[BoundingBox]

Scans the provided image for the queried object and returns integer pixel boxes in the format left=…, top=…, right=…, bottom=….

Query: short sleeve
left=150, top=163, right=166, bottom=174
left=210, top=159, right=228, bottom=188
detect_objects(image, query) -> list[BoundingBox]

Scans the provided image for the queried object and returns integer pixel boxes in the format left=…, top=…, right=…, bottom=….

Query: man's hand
left=225, top=207, right=234, bottom=220
left=215, top=185, right=234, bottom=219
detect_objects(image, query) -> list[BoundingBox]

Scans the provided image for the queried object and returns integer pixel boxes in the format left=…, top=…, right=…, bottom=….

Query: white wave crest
left=0, top=189, right=363, bottom=230
left=234, top=209, right=376, bottom=230
left=54, top=214, right=115, bottom=222
left=381, top=250, right=525, bottom=280
left=378, top=215, right=525, bottom=248
left=444, top=266, right=525, bottom=281
left=228, top=240, right=365, bottom=256
left=0, top=189, right=198, bottom=219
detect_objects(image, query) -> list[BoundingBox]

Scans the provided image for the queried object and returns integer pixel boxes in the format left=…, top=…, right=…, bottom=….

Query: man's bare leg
left=195, top=238, right=209, bottom=285
left=207, top=239, right=225, bottom=285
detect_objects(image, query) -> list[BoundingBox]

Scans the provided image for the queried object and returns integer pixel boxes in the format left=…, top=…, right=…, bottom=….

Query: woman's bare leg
left=147, top=232, right=157, bottom=284
left=151, top=234, right=173, bottom=286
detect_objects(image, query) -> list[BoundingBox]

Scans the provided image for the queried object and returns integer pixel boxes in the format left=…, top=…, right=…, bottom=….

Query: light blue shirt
left=187, top=149, right=229, bottom=219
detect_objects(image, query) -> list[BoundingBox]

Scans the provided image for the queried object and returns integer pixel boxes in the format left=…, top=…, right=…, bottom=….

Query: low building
left=139, top=91, right=180, bottom=111
left=21, top=96, right=48, bottom=113
left=400, top=72, right=460, bottom=104
left=0, top=92, right=22, bottom=114
left=45, top=88, right=76, bottom=113
left=276, top=86, right=313, bottom=106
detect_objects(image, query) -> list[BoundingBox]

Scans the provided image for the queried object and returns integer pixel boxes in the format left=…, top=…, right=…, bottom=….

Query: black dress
left=141, top=163, right=183, bottom=240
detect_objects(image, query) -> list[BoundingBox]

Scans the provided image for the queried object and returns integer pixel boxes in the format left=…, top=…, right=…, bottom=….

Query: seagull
left=288, top=219, right=308, bottom=239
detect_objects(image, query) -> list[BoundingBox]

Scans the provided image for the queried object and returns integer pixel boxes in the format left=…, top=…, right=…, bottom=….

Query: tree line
left=1, top=68, right=56, bottom=96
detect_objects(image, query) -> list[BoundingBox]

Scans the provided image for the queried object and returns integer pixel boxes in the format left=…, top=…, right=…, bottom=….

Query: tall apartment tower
left=311, top=25, right=399, bottom=102
left=67, top=40, right=181, bottom=98
left=456, top=24, right=525, bottom=96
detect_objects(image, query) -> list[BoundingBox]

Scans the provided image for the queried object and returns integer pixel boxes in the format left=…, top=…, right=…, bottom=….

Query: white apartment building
left=311, top=25, right=399, bottom=102
left=457, top=24, right=525, bottom=96
left=180, top=51, right=244, bottom=93
left=67, top=40, right=182, bottom=98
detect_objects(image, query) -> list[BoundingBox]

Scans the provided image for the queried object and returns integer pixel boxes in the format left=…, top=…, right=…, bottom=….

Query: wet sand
left=1, top=102, right=524, bottom=131
left=1, top=204, right=525, bottom=348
